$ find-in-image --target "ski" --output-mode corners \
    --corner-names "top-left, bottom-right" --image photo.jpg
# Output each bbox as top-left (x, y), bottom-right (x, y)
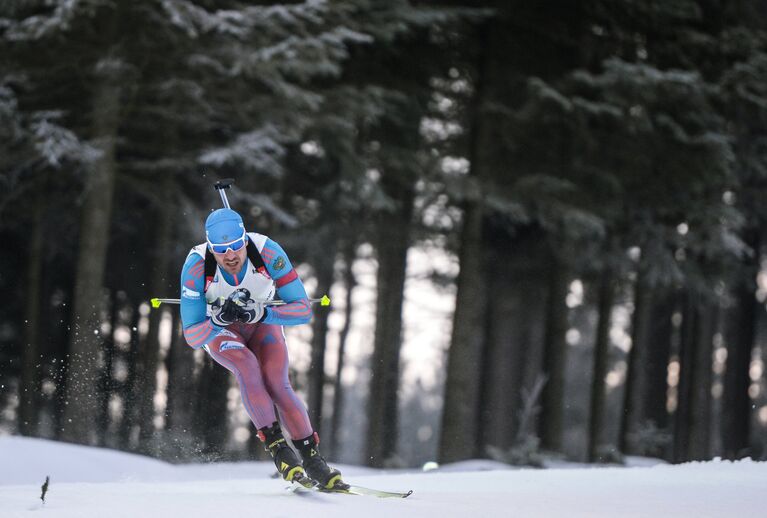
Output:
top-left (322, 484), bottom-right (413, 499)
top-left (289, 481), bottom-right (413, 499)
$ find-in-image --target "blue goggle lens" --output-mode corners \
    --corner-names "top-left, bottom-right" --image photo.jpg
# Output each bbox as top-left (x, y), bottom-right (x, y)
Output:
top-left (209, 236), bottom-right (247, 254)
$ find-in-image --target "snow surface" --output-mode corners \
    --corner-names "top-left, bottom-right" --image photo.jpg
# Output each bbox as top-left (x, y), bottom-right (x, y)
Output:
top-left (1, 436), bottom-right (765, 518)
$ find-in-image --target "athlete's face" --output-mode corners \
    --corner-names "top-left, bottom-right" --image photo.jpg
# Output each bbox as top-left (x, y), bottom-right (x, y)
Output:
top-left (214, 245), bottom-right (247, 275)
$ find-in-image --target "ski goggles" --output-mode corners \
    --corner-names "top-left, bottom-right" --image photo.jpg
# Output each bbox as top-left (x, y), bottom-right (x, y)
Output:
top-left (208, 232), bottom-right (247, 254)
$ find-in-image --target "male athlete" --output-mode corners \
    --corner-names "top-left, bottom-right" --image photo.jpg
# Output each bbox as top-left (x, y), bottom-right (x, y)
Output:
top-left (179, 207), bottom-right (343, 489)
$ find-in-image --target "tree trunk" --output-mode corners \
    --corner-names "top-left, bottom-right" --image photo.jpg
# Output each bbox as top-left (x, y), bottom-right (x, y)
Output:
top-left (439, 195), bottom-right (488, 463)
top-left (136, 177), bottom-right (174, 453)
top-left (47, 279), bottom-right (74, 440)
top-left (329, 239), bottom-right (357, 459)
top-left (366, 182), bottom-right (414, 467)
top-left (644, 291), bottom-right (675, 437)
top-left (479, 244), bottom-right (522, 452)
top-left (620, 272), bottom-right (653, 454)
top-left (18, 185), bottom-right (46, 436)
top-left (196, 354), bottom-right (230, 459)
top-left (722, 272), bottom-right (757, 459)
top-left (307, 236), bottom-right (337, 437)
top-left (479, 233), bottom-right (548, 452)
top-left (165, 314), bottom-right (200, 457)
top-left (688, 299), bottom-right (717, 460)
top-left (97, 292), bottom-right (118, 446)
top-left (61, 62), bottom-right (121, 444)
top-left (136, 308), bottom-right (162, 453)
top-left (539, 257), bottom-right (570, 452)
top-left (439, 26), bottom-right (493, 464)
top-left (673, 292), bottom-right (697, 463)
top-left (588, 271), bottom-right (615, 462)
top-left (119, 304), bottom-right (141, 450)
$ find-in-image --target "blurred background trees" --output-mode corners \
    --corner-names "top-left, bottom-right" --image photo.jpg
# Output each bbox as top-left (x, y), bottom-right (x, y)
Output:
top-left (1, 0), bottom-right (766, 467)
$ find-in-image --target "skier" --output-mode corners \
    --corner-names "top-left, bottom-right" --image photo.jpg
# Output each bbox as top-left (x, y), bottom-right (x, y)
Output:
top-left (179, 207), bottom-right (343, 489)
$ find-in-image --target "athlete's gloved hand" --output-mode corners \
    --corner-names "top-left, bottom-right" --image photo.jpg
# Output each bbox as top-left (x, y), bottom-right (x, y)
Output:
top-left (234, 292), bottom-right (266, 324)
top-left (210, 293), bottom-right (243, 327)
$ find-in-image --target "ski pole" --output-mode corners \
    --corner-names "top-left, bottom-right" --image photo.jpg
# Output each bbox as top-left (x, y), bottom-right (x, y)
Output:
top-left (150, 295), bottom-right (331, 309)
top-left (214, 178), bottom-right (234, 208)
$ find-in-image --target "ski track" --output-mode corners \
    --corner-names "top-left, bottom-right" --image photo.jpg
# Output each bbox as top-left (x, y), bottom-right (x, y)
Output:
top-left (1, 437), bottom-right (765, 518)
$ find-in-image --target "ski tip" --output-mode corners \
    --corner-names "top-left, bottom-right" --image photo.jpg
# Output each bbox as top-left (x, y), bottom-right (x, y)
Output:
top-left (150, 298), bottom-right (162, 308)
top-left (320, 295), bottom-right (331, 306)
top-left (402, 490), bottom-right (414, 498)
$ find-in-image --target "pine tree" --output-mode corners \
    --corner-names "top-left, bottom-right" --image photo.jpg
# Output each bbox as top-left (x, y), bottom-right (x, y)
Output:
top-left (2, 0), bottom-right (443, 447)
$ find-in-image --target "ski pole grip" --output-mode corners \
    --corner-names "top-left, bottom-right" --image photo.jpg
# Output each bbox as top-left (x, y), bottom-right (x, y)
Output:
top-left (214, 178), bottom-right (235, 209)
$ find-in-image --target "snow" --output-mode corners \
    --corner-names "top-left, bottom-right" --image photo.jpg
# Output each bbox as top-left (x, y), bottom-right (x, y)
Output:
top-left (1, 436), bottom-right (765, 518)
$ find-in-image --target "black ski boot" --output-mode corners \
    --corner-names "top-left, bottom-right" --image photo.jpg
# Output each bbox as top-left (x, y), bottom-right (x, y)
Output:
top-left (293, 432), bottom-right (346, 490)
top-left (258, 422), bottom-right (308, 485)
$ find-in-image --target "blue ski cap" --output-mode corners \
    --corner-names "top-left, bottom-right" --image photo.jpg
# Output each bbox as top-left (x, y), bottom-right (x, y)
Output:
top-left (205, 208), bottom-right (245, 245)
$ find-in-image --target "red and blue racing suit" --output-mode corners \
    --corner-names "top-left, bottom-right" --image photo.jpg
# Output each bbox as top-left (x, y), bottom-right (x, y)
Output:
top-left (179, 237), bottom-right (314, 439)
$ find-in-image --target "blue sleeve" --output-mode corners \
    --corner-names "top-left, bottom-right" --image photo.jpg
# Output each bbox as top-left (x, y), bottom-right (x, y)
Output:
top-left (260, 239), bottom-right (312, 326)
top-left (180, 254), bottom-right (223, 348)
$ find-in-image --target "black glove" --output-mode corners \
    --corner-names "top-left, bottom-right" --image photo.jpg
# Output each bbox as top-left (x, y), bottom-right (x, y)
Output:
top-left (229, 288), bottom-right (265, 324)
top-left (211, 289), bottom-right (266, 326)
top-left (236, 297), bottom-right (265, 324)
top-left (210, 293), bottom-right (243, 327)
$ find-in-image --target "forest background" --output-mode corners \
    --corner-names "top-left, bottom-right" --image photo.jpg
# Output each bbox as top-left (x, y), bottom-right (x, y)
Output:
top-left (1, 0), bottom-right (766, 469)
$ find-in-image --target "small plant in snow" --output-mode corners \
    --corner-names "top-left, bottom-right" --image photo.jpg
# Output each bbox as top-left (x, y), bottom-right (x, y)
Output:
top-left (486, 374), bottom-right (548, 468)
top-left (628, 420), bottom-right (672, 459)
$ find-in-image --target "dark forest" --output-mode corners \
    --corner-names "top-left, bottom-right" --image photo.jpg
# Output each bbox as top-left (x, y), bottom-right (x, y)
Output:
top-left (1, 0), bottom-right (766, 468)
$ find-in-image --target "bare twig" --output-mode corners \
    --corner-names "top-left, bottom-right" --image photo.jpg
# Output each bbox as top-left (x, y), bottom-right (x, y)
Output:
top-left (515, 373), bottom-right (548, 445)
top-left (40, 476), bottom-right (49, 504)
